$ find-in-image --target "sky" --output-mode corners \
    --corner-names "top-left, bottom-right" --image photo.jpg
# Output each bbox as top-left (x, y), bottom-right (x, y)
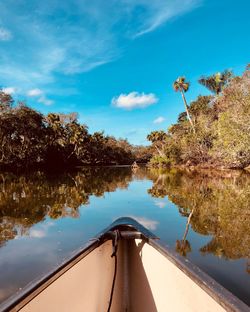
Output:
top-left (0, 0), bottom-right (250, 145)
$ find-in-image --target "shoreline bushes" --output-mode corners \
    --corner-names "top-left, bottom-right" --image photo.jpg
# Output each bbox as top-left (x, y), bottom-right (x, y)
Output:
top-left (147, 64), bottom-right (250, 169)
top-left (0, 92), bottom-right (151, 171)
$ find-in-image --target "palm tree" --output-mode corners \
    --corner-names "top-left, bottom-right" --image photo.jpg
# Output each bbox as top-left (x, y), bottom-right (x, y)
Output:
top-left (147, 130), bottom-right (167, 156)
top-left (173, 77), bottom-right (195, 133)
top-left (198, 70), bottom-right (233, 95)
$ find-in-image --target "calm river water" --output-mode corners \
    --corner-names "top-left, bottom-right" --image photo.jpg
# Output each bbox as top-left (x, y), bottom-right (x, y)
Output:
top-left (0, 166), bottom-right (249, 306)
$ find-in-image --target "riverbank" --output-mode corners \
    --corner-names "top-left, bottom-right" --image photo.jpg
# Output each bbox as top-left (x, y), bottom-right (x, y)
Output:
top-left (147, 64), bottom-right (250, 172)
top-left (147, 162), bottom-right (250, 172)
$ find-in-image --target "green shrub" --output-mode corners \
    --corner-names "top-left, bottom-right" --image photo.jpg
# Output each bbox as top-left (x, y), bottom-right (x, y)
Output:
top-left (148, 155), bottom-right (171, 168)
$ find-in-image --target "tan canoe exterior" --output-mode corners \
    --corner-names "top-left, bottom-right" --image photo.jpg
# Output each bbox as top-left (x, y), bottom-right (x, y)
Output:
top-left (2, 218), bottom-right (249, 312)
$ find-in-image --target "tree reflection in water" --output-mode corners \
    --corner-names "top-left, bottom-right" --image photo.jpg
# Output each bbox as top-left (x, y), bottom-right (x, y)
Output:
top-left (175, 209), bottom-right (194, 257)
top-left (0, 167), bottom-right (249, 306)
top-left (147, 168), bottom-right (250, 265)
top-left (0, 167), bottom-right (133, 246)
top-left (0, 166), bottom-right (249, 264)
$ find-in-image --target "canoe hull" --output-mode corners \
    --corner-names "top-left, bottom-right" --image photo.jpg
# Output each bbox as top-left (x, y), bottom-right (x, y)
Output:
top-left (1, 218), bottom-right (249, 312)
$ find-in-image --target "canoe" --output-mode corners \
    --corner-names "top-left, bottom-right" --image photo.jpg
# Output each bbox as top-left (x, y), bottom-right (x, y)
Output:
top-left (1, 217), bottom-right (249, 312)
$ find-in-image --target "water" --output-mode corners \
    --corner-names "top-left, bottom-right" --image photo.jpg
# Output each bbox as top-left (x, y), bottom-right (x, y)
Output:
top-left (0, 167), bottom-right (249, 306)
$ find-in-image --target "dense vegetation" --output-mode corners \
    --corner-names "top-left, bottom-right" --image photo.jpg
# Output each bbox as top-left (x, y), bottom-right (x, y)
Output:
top-left (1, 63), bottom-right (249, 171)
top-left (1, 167), bottom-right (249, 261)
top-left (0, 92), bottom-right (151, 171)
top-left (147, 64), bottom-right (250, 169)
top-left (148, 168), bottom-right (250, 260)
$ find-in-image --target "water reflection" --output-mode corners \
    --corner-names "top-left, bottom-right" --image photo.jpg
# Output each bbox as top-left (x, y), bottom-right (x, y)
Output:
top-left (0, 167), bottom-right (134, 246)
top-left (1, 167), bottom-right (250, 260)
top-left (0, 167), bottom-right (249, 305)
top-left (175, 209), bottom-right (193, 257)
top-left (147, 168), bottom-right (250, 262)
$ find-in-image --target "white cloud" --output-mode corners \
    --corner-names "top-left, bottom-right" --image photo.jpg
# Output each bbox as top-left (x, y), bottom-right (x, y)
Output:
top-left (0, 0), bottom-right (201, 91)
top-left (27, 88), bottom-right (43, 97)
top-left (128, 216), bottom-right (159, 230)
top-left (2, 87), bottom-right (16, 94)
top-left (26, 88), bottom-right (54, 105)
top-left (112, 92), bottom-right (158, 110)
top-left (153, 116), bottom-right (165, 124)
top-left (38, 96), bottom-right (54, 106)
top-left (0, 27), bottom-right (12, 41)
top-left (29, 229), bottom-right (46, 238)
top-left (132, 0), bottom-right (202, 38)
top-left (154, 201), bottom-right (166, 208)
top-left (29, 221), bottom-right (54, 239)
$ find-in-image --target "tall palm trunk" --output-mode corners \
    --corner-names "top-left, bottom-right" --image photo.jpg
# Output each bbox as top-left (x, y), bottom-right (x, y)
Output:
top-left (155, 145), bottom-right (165, 157)
top-left (180, 89), bottom-right (196, 133)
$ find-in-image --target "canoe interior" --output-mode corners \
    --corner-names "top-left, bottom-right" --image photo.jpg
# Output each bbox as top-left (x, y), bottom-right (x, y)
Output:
top-left (3, 217), bottom-right (249, 312)
top-left (17, 239), bottom-right (227, 312)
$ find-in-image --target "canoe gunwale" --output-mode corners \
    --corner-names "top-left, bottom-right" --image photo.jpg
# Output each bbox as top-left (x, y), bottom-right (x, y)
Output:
top-left (0, 239), bottom-right (101, 312)
top-left (0, 217), bottom-right (155, 312)
top-left (147, 238), bottom-right (250, 312)
top-left (0, 217), bottom-right (249, 312)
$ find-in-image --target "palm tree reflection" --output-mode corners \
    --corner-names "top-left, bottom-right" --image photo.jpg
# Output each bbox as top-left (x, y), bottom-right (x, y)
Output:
top-left (175, 209), bottom-right (194, 256)
top-left (147, 168), bottom-right (250, 261)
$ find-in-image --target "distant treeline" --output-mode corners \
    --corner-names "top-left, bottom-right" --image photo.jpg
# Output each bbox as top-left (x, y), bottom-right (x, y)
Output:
top-left (147, 64), bottom-right (250, 169)
top-left (0, 92), bottom-right (151, 171)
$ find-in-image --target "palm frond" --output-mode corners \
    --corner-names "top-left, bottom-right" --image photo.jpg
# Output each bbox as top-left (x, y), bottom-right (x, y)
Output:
top-left (173, 77), bottom-right (189, 92)
top-left (182, 82), bottom-right (190, 92)
top-left (173, 81), bottom-right (180, 91)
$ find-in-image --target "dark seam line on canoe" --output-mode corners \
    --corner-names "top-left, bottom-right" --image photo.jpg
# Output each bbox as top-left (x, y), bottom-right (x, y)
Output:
top-left (107, 229), bottom-right (120, 312)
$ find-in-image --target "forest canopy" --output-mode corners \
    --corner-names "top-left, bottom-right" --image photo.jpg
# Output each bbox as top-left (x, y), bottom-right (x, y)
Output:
top-left (0, 92), bottom-right (151, 170)
top-left (1, 63), bottom-right (250, 171)
top-left (147, 64), bottom-right (250, 169)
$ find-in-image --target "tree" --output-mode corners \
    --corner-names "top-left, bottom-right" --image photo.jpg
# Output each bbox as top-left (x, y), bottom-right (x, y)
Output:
top-left (147, 131), bottom-right (167, 156)
top-left (0, 90), bottom-right (141, 170)
top-left (132, 145), bottom-right (153, 163)
top-left (198, 70), bottom-right (233, 95)
top-left (0, 89), bottom-right (14, 113)
top-left (173, 77), bottom-right (195, 133)
top-left (0, 103), bottom-right (46, 168)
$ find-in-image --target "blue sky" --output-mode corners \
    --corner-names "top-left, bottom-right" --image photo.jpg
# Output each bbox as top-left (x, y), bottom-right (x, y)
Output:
top-left (0, 0), bottom-right (250, 145)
